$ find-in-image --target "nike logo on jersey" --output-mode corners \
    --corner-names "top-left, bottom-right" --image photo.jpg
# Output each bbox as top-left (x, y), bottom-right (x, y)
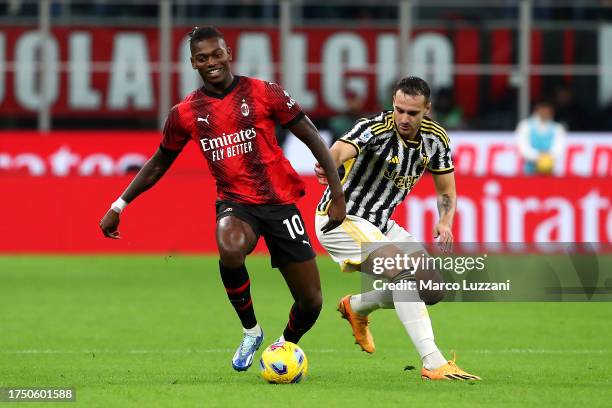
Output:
top-left (223, 208), bottom-right (233, 213)
top-left (197, 114), bottom-right (210, 124)
top-left (302, 240), bottom-right (311, 246)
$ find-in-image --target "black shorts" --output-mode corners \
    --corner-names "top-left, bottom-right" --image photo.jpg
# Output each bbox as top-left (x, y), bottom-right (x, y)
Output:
top-left (215, 200), bottom-right (316, 268)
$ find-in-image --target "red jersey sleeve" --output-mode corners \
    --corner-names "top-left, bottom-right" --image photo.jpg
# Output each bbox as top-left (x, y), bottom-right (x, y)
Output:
top-left (160, 104), bottom-right (191, 152)
top-left (264, 82), bottom-right (305, 128)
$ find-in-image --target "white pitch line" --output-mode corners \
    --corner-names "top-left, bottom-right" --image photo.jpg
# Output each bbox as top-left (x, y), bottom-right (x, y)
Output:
top-left (467, 349), bottom-right (611, 354)
top-left (0, 349), bottom-right (610, 355)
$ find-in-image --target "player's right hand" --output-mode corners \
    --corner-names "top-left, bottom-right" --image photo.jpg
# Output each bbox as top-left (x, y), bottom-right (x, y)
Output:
top-left (321, 196), bottom-right (346, 233)
top-left (99, 209), bottom-right (121, 239)
top-left (314, 162), bottom-right (328, 185)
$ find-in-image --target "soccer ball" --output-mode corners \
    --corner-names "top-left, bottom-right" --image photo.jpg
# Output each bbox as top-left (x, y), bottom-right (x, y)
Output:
top-left (259, 340), bottom-right (308, 384)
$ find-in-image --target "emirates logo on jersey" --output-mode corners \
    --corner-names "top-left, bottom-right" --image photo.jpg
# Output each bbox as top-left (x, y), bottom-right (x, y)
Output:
top-left (200, 127), bottom-right (257, 162)
top-left (241, 99), bottom-right (250, 117)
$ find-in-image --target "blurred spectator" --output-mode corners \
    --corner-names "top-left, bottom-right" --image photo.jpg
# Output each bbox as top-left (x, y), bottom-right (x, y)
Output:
top-left (432, 87), bottom-right (464, 129)
top-left (328, 90), bottom-right (367, 142)
top-left (516, 101), bottom-right (566, 175)
top-left (598, 0), bottom-right (612, 21)
top-left (181, 1), bottom-right (228, 19)
top-left (552, 84), bottom-right (587, 130)
top-left (72, 1), bottom-right (156, 18)
top-left (5, 0), bottom-right (39, 16)
top-left (233, 0), bottom-right (275, 19)
top-left (3, 1), bottom-right (610, 22)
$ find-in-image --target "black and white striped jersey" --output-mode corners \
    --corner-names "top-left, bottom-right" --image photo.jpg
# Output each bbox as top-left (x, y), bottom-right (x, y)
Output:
top-left (316, 111), bottom-right (453, 233)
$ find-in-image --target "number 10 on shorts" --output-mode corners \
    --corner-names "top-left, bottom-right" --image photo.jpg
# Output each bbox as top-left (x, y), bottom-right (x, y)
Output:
top-left (282, 215), bottom-right (305, 239)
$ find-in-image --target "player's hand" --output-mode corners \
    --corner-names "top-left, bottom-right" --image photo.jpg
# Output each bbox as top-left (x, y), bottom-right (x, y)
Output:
top-left (99, 209), bottom-right (121, 239)
top-left (433, 222), bottom-right (453, 253)
top-left (314, 162), bottom-right (328, 185)
top-left (321, 195), bottom-right (346, 233)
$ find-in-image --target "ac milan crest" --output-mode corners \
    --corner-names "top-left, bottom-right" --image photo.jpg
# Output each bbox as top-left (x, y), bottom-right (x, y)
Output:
top-left (241, 99), bottom-right (250, 117)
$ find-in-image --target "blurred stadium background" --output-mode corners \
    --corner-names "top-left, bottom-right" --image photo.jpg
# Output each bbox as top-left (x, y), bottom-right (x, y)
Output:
top-left (1, 2), bottom-right (611, 405)
top-left (1, 0), bottom-right (610, 251)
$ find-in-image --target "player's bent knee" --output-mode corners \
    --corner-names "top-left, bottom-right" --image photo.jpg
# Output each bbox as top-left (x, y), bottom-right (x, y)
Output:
top-left (416, 267), bottom-right (445, 305)
top-left (420, 289), bottom-right (444, 306)
top-left (216, 217), bottom-right (257, 265)
top-left (218, 247), bottom-right (248, 269)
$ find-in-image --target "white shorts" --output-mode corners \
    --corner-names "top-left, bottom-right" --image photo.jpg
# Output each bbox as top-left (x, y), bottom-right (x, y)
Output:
top-left (315, 214), bottom-right (423, 272)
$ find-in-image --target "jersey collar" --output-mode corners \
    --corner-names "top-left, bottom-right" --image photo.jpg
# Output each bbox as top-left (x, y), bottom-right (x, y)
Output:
top-left (201, 75), bottom-right (241, 99)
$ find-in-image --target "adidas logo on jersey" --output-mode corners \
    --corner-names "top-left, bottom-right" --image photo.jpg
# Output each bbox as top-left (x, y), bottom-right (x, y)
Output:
top-left (388, 155), bottom-right (400, 164)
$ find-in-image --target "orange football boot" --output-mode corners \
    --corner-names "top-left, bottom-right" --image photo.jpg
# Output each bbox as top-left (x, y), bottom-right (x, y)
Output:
top-left (337, 295), bottom-right (375, 353)
top-left (421, 353), bottom-right (481, 380)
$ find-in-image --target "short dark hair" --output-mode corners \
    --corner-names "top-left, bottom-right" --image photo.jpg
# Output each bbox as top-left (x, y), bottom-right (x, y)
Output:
top-left (393, 76), bottom-right (431, 103)
top-left (188, 26), bottom-right (225, 49)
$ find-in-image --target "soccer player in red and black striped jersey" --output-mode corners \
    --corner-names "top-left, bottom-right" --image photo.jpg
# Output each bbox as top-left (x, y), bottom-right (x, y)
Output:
top-left (99, 27), bottom-right (345, 371)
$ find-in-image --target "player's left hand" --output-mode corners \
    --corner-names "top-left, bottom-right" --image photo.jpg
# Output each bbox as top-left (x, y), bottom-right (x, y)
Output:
top-left (433, 222), bottom-right (453, 253)
top-left (314, 162), bottom-right (328, 185)
top-left (321, 196), bottom-right (346, 233)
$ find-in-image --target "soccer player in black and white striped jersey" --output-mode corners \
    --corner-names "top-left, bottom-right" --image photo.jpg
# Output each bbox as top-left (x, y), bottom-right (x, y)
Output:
top-left (314, 77), bottom-right (480, 380)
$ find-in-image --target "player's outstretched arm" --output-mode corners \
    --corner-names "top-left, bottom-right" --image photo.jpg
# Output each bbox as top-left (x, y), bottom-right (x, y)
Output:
top-left (289, 116), bottom-right (346, 233)
top-left (314, 140), bottom-right (358, 185)
top-left (99, 147), bottom-right (180, 239)
top-left (432, 172), bottom-right (457, 251)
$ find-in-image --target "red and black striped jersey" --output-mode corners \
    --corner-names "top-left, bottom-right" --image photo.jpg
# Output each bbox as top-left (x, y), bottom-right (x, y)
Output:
top-left (161, 76), bottom-right (306, 205)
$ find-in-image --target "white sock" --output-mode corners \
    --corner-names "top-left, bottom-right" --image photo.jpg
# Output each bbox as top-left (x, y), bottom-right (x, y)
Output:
top-left (349, 290), bottom-right (394, 315)
top-left (392, 289), bottom-right (447, 370)
top-left (243, 323), bottom-right (262, 337)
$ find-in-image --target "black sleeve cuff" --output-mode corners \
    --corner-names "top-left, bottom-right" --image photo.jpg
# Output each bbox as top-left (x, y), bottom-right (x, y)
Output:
top-left (427, 167), bottom-right (455, 175)
top-left (281, 111), bottom-right (306, 129)
top-left (338, 138), bottom-right (361, 155)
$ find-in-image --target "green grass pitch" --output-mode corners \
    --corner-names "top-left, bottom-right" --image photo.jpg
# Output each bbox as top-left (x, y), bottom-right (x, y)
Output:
top-left (1, 255), bottom-right (611, 407)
